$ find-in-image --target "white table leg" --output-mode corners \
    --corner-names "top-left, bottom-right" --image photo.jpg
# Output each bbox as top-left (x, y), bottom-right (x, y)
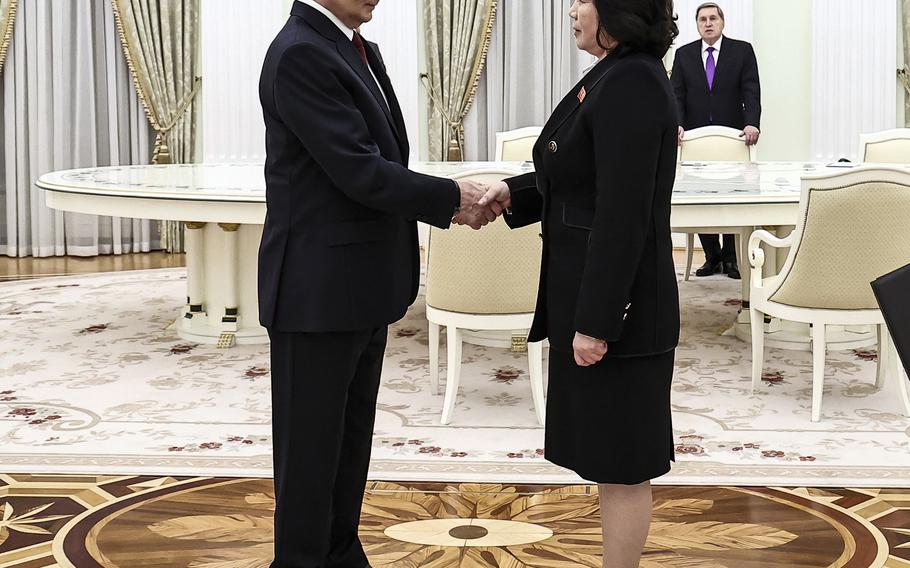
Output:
top-left (183, 221), bottom-right (207, 317)
top-left (217, 223), bottom-right (240, 348)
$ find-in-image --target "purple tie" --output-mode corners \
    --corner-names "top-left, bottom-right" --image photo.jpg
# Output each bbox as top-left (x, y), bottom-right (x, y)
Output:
top-left (706, 46), bottom-right (716, 90)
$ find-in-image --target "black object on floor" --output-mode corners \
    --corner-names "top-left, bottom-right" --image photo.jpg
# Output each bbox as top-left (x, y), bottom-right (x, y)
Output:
top-left (872, 262), bottom-right (910, 375)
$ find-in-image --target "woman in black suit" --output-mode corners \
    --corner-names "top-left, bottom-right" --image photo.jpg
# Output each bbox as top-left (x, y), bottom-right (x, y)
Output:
top-left (480, 0), bottom-right (679, 564)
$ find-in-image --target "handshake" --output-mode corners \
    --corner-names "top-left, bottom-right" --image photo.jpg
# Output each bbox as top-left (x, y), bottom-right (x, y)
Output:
top-left (452, 180), bottom-right (512, 230)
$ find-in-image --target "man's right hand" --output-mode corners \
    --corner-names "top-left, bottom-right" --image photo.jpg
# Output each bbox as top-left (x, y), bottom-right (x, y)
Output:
top-left (454, 180), bottom-right (500, 229)
top-left (457, 180), bottom-right (486, 211)
top-left (677, 126), bottom-right (685, 146)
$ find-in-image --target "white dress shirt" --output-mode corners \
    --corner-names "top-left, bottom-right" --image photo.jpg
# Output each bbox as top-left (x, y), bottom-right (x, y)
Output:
top-left (301, 0), bottom-right (389, 107)
top-left (701, 36), bottom-right (723, 70)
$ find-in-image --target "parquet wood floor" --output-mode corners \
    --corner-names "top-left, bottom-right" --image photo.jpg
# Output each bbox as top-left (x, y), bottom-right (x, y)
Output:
top-left (0, 253), bottom-right (185, 282)
top-left (0, 475), bottom-right (907, 567)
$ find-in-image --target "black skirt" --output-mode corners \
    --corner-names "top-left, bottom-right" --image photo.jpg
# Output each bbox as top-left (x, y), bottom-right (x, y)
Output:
top-left (544, 348), bottom-right (676, 485)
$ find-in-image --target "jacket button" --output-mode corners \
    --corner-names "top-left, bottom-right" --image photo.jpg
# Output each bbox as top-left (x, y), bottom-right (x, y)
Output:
top-left (547, 141), bottom-right (558, 153)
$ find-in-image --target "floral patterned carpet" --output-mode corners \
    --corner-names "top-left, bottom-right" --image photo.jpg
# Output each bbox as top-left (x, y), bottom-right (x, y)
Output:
top-left (0, 268), bottom-right (908, 486)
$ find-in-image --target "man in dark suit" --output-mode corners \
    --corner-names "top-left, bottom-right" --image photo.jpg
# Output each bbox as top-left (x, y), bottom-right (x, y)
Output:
top-left (671, 2), bottom-right (761, 279)
top-left (258, 1), bottom-right (495, 566)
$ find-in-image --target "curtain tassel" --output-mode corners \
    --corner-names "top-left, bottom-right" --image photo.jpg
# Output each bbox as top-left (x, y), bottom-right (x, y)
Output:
top-left (153, 131), bottom-right (172, 165)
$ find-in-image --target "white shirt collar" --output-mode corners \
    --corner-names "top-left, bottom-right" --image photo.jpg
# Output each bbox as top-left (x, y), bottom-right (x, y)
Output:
top-left (702, 35), bottom-right (723, 54)
top-left (582, 54), bottom-right (605, 77)
top-left (302, 0), bottom-right (355, 41)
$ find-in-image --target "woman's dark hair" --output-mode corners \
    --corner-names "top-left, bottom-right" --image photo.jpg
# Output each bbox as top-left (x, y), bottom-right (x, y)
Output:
top-left (593, 0), bottom-right (679, 58)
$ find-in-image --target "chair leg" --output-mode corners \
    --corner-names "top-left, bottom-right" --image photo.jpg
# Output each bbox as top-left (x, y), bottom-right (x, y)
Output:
top-left (428, 321), bottom-right (440, 395)
top-left (440, 327), bottom-right (463, 425)
top-left (684, 233), bottom-right (694, 281)
top-left (875, 324), bottom-right (887, 389)
top-left (811, 324), bottom-right (826, 422)
top-left (750, 307), bottom-right (764, 393)
top-left (894, 346), bottom-right (910, 418)
top-left (528, 341), bottom-right (546, 425)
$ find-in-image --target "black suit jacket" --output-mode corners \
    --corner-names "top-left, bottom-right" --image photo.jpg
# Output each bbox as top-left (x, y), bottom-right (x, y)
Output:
top-left (670, 37), bottom-right (761, 130)
top-left (258, 2), bottom-right (459, 332)
top-left (504, 52), bottom-right (680, 357)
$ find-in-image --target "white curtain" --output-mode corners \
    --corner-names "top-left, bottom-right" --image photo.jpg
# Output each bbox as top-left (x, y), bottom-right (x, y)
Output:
top-left (463, 0), bottom-right (595, 161)
top-left (0, 0), bottom-right (157, 258)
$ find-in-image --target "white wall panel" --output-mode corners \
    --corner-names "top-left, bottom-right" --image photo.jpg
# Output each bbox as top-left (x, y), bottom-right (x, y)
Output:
top-left (201, 0), bottom-right (420, 164)
top-left (811, 0), bottom-right (898, 162)
top-left (200, 1), bottom-right (286, 163)
top-left (360, 0), bottom-right (421, 162)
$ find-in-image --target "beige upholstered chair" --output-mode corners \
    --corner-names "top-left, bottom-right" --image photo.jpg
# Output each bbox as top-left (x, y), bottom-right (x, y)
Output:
top-left (494, 127), bottom-right (543, 161)
top-left (426, 169), bottom-right (545, 425)
top-left (748, 166), bottom-right (910, 422)
top-left (859, 128), bottom-right (910, 163)
top-left (676, 125), bottom-right (757, 280)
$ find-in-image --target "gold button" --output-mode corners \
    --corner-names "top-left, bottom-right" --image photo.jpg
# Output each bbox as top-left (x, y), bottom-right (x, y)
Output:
top-left (547, 141), bottom-right (558, 153)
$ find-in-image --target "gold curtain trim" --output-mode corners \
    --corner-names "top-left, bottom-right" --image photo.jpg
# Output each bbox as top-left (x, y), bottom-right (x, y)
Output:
top-left (0, 0), bottom-right (17, 77)
top-left (423, 0), bottom-right (498, 130)
top-left (110, 0), bottom-right (163, 132)
top-left (422, 0), bottom-right (498, 160)
top-left (460, 0), bottom-right (497, 124)
top-left (109, 0), bottom-right (201, 163)
top-left (898, 67), bottom-right (910, 94)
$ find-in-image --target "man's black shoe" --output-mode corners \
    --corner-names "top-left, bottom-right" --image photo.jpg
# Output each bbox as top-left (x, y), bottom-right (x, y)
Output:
top-left (695, 260), bottom-right (722, 277)
top-left (725, 261), bottom-right (741, 280)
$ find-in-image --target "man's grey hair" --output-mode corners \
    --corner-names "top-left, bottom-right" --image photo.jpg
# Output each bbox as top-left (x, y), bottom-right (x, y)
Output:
top-left (695, 2), bottom-right (725, 20)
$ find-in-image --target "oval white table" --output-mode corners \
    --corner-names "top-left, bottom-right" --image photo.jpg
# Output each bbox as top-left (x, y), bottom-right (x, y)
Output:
top-left (37, 161), bottom-right (872, 350)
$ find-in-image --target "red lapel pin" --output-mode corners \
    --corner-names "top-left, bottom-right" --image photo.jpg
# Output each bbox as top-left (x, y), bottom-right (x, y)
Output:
top-left (577, 86), bottom-right (586, 103)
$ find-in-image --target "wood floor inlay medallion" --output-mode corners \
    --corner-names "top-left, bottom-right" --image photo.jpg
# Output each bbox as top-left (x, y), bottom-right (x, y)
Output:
top-left (0, 475), bottom-right (906, 566)
top-left (384, 519), bottom-right (552, 547)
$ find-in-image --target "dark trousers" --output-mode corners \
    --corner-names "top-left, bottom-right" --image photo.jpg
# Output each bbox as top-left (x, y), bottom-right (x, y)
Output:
top-left (698, 233), bottom-right (737, 264)
top-left (268, 326), bottom-right (387, 568)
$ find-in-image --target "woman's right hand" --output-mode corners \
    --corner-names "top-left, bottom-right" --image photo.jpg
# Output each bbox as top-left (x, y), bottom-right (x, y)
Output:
top-left (478, 181), bottom-right (511, 210)
top-left (573, 332), bottom-right (608, 366)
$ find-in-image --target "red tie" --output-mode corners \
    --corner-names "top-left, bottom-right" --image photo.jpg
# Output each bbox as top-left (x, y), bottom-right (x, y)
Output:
top-left (352, 32), bottom-right (369, 67)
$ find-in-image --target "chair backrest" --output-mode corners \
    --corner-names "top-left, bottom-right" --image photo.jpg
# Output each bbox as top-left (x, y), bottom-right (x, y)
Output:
top-left (768, 167), bottom-right (910, 310)
top-left (860, 128), bottom-right (910, 163)
top-left (679, 125), bottom-right (756, 162)
top-left (426, 170), bottom-right (542, 314)
top-left (494, 126), bottom-right (543, 161)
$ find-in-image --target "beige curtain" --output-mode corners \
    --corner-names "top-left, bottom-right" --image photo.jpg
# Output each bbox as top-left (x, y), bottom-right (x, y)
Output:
top-left (0, 0), bottom-right (15, 77)
top-left (111, 0), bottom-right (200, 251)
top-left (423, 0), bottom-right (497, 161)
top-left (903, 0), bottom-right (910, 124)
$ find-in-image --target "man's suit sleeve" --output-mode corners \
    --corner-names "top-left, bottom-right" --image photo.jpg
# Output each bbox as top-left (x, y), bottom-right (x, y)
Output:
top-left (741, 43), bottom-right (761, 129)
top-left (503, 172), bottom-right (542, 228)
top-left (273, 42), bottom-right (459, 228)
top-left (670, 54), bottom-right (687, 127)
top-left (573, 63), bottom-right (662, 342)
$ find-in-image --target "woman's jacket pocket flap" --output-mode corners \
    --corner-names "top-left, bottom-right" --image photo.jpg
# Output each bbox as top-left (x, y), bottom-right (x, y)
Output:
top-left (562, 204), bottom-right (595, 230)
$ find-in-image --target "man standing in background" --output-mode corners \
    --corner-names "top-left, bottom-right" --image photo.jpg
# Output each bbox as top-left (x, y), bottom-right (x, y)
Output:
top-left (671, 2), bottom-right (761, 280)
